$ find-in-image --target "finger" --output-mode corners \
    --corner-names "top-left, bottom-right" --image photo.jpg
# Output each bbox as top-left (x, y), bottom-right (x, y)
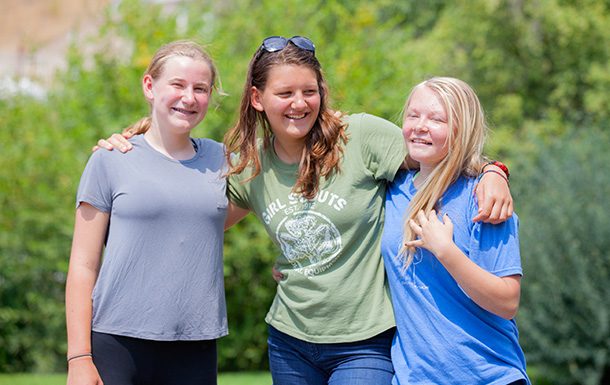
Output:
top-left (428, 209), bottom-right (437, 220)
top-left (473, 195), bottom-right (492, 222)
top-left (109, 133), bottom-right (132, 152)
top-left (409, 219), bottom-right (422, 234)
top-left (416, 210), bottom-right (428, 224)
top-left (110, 139), bottom-right (131, 153)
top-left (122, 130), bottom-right (135, 139)
top-left (271, 266), bottom-right (284, 282)
top-left (405, 240), bottom-right (424, 247)
top-left (487, 200), bottom-right (504, 224)
top-left (506, 198), bottom-right (514, 217)
top-left (442, 213), bottom-right (452, 225)
top-left (91, 145), bottom-right (100, 153)
top-left (96, 139), bottom-right (115, 151)
top-left (497, 202), bottom-right (508, 223)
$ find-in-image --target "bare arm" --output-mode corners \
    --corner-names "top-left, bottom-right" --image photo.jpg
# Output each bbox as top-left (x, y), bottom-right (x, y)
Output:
top-left (407, 210), bottom-right (521, 319)
top-left (65, 203), bottom-right (109, 385)
top-left (224, 201), bottom-right (250, 230)
top-left (472, 163), bottom-right (513, 224)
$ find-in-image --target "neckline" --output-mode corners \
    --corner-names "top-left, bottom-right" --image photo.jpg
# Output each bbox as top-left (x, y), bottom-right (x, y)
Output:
top-left (138, 135), bottom-right (201, 164)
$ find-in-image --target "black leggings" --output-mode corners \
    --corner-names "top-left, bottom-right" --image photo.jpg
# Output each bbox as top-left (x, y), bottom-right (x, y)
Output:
top-left (91, 331), bottom-right (217, 385)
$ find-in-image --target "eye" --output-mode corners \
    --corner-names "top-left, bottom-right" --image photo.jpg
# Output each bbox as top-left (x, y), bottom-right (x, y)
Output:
top-left (304, 89), bottom-right (319, 96)
top-left (172, 82), bottom-right (184, 89)
top-left (277, 91), bottom-right (292, 98)
top-left (195, 86), bottom-right (210, 94)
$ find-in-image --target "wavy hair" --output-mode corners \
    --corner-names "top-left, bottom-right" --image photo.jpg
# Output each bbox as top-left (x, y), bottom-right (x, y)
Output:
top-left (223, 43), bottom-right (348, 199)
top-left (400, 77), bottom-right (487, 266)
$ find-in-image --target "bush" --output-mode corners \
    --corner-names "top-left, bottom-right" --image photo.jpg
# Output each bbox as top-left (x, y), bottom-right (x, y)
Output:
top-left (513, 127), bottom-right (610, 385)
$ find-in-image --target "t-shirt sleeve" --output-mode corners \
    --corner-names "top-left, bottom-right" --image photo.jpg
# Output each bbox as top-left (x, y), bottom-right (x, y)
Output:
top-left (468, 213), bottom-right (523, 278)
top-left (226, 152), bottom-right (252, 210)
top-left (75, 151), bottom-right (112, 212)
top-left (351, 113), bottom-right (407, 182)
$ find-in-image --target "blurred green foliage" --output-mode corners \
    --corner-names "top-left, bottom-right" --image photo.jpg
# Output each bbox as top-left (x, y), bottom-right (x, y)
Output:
top-left (0, 0), bottom-right (609, 382)
top-left (512, 126), bottom-right (610, 385)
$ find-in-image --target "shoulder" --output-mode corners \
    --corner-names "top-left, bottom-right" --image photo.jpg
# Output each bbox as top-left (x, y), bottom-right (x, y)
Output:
top-left (345, 113), bottom-right (401, 134)
top-left (343, 113), bottom-right (402, 148)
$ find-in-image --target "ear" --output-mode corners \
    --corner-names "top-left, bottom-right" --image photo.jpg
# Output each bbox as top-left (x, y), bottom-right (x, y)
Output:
top-left (142, 74), bottom-right (154, 102)
top-left (250, 86), bottom-right (264, 112)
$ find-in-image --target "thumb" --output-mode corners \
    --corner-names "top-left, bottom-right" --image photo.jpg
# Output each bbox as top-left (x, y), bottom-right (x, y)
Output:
top-left (443, 213), bottom-right (453, 225)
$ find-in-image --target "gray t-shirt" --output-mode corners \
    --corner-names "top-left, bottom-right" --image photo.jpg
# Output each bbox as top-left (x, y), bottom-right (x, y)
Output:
top-left (76, 134), bottom-right (228, 341)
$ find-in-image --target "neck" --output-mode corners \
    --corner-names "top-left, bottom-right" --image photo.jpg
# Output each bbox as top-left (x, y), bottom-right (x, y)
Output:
top-left (144, 124), bottom-right (195, 160)
top-left (273, 137), bottom-right (304, 164)
top-left (413, 163), bottom-right (435, 189)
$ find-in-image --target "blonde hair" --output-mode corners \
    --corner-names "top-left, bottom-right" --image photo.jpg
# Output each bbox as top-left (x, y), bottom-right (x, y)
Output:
top-left (400, 77), bottom-right (487, 266)
top-left (223, 43), bottom-right (348, 199)
top-left (123, 40), bottom-right (218, 135)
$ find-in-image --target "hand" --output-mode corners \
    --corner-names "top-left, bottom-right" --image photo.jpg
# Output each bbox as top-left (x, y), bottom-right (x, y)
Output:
top-left (67, 357), bottom-right (104, 385)
top-left (91, 132), bottom-right (135, 153)
top-left (405, 210), bottom-right (454, 258)
top-left (271, 266), bottom-right (284, 283)
top-left (472, 166), bottom-right (513, 224)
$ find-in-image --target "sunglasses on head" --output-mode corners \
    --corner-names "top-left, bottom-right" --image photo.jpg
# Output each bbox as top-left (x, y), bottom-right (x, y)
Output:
top-left (260, 36), bottom-right (316, 54)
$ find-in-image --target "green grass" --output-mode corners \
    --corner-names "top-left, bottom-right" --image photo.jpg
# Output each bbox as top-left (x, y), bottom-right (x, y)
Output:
top-left (0, 372), bottom-right (272, 385)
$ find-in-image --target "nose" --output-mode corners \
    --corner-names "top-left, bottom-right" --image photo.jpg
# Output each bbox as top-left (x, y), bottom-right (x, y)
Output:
top-left (414, 116), bottom-right (428, 132)
top-left (182, 87), bottom-right (195, 104)
top-left (291, 93), bottom-right (306, 109)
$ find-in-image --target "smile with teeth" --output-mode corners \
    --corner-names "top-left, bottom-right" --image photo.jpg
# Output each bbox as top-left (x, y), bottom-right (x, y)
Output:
top-left (411, 138), bottom-right (432, 145)
top-left (286, 112), bottom-right (307, 120)
top-left (172, 107), bottom-right (196, 115)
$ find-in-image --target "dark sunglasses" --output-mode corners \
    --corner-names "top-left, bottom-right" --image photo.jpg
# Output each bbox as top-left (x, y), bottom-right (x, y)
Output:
top-left (260, 35), bottom-right (316, 54)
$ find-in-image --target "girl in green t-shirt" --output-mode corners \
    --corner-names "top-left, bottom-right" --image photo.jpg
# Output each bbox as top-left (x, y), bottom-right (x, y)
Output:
top-left (96, 36), bottom-right (513, 385)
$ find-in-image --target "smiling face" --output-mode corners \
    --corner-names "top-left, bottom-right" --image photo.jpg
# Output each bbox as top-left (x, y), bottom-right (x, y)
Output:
top-left (403, 85), bottom-right (451, 172)
top-left (143, 55), bottom-right (213, 134)
top-left (250, 64), bottom-right (321, 151)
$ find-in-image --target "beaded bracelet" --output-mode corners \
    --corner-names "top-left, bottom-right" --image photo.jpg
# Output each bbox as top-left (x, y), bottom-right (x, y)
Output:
top-left (482, 160), bottom-right (510, 180)
top-left (67, 353), bottom-right (93, 363)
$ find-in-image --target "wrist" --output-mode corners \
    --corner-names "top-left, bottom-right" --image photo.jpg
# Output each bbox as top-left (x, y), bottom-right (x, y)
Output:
top-left (433, 241), bottom-right (458, 263)
top-left (481, 160), bottom-right (510, 180)
top-left (67, 352), bottom-right (93, 364)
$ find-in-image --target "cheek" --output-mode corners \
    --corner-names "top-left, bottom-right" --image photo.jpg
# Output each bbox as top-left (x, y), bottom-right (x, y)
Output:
top-left (402, 125), bottom-right (413, 139)
top-left (196, 93), bottom-right (210, 107)
top-left (308, 95), bottom-right (321, 112)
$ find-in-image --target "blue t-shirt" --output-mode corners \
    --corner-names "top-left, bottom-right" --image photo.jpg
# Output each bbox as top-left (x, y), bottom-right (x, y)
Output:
top-left (76, 134), bottom-right (228, 341)
top-left (381, 170), bottom-right (530, 385)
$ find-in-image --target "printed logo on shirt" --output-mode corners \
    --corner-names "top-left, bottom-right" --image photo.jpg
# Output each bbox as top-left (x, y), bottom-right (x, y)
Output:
top-left (396, 243), bottom-right (429, 290)
top-left (262, 189), bottom-right (347, 225)
top-left (276, 210), bottom-right (342, 277)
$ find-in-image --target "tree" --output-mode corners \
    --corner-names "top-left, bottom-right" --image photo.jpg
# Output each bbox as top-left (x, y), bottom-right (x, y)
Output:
top-left (512, 127), bottom-right (610, 385)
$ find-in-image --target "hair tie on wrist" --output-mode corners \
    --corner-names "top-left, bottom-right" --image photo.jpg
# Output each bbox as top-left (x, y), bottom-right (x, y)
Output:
top-left (67, 353), bottom-right (93, 363)
top-left (478, 169), bottom-right (509, 186)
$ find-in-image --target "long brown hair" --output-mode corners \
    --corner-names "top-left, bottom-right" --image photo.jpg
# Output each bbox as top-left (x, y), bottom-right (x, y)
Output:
top-left (224, 42), bottom-right (348, 199)
top-left (123, 40), bottom-right (218, 135)
top-left (400, 77), bottom-right (487, 266)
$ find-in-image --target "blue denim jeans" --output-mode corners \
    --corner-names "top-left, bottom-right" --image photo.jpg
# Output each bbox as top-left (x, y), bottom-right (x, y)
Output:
top-left (267, 325), bottom-right (395, 385)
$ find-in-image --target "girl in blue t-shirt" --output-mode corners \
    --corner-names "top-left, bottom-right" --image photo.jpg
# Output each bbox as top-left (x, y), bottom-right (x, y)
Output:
top-left (381, 77), bottom-right (529, 385)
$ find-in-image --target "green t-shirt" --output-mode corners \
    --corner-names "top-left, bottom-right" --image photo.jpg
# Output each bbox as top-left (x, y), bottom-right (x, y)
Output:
top-left (228, 113), bottom-right (407, 343)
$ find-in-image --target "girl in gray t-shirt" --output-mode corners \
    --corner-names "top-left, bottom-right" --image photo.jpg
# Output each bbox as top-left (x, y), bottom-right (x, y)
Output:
top-left (66, 41), bottom-right (231, 385)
